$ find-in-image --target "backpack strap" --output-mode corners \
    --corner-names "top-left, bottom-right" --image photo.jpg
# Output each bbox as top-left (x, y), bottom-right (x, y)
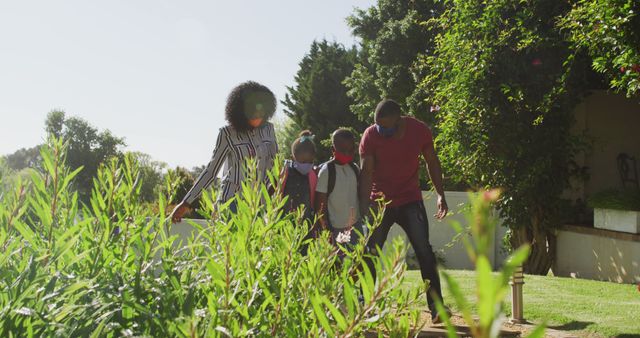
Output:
top-left (279, 160), bottom-right (292, 195)
top-left (349, 161), bottom-right (360, 195)
top-left (327, 160), bottom-right (337, 196)
top-left (308, 168), bottom-right (318, 207)
top-left (325, 160), bottom-right (360, 197)
top-left (348, 162), bottom-right (360, 177)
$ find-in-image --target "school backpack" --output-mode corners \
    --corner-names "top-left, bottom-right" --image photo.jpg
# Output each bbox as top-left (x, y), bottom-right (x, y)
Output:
top-left (279, 160), bottom-right (319, 206)
top-left (322, 159), bottom-right (360, 197)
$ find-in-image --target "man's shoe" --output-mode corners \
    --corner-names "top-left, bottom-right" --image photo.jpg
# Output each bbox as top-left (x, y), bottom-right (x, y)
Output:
top-left (431, 310), bottom-right (442, 324)
top-left (430, 307), bottom-right (451, 324)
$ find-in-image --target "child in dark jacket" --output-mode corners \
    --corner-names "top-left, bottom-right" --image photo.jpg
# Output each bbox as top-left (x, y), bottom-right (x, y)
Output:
top-left (280, 131), bottom-right (318, 250)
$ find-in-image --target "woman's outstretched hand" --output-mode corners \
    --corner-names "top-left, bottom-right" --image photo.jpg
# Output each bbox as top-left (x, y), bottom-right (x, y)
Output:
top-left (170, 201), bottom-right (191, 223)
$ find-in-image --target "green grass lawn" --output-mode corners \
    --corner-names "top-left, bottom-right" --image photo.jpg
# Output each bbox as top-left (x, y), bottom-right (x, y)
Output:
top-left (403, 270), bottom-right (640, 337)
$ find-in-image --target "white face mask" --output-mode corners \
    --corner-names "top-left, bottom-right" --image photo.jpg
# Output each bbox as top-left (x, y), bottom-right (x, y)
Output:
top-left (293, 161), bottom-right (314, 175)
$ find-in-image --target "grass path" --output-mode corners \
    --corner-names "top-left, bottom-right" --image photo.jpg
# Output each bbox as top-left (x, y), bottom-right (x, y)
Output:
top-left (403, 270), bottom-right (640, 337)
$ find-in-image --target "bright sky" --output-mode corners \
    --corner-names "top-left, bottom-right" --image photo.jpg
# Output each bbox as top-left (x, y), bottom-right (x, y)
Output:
top-left (0, 0), bottom-right (373, 168)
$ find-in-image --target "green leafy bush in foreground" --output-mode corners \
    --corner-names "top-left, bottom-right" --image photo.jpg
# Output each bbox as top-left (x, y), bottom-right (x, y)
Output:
top-left (0, 138), bottom-right (423, 337)
top-left (2, 137), bottom-right (549, 337)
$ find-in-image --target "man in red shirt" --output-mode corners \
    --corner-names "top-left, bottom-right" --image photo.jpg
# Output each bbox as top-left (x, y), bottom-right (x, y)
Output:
top-left (359, 99), bottom-right (448, 323)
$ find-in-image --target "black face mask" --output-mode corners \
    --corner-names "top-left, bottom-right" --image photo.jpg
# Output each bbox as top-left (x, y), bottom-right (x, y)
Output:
top-left (375, 118), bottom-right (400, 137)
top-left (375, 124), bottom-right (396, 137)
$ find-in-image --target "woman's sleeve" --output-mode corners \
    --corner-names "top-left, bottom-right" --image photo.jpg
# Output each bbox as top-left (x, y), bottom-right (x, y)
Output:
top-left (182, 128), bottom-right (230, 205)
top-left (272, 123), bottom-right (279, 154)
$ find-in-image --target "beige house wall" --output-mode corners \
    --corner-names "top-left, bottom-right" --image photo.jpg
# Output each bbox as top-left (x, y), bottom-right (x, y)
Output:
top-left (555, 226), bottom-right (640, 284)
top-left (557, 91), bottom-right (640, 284)
top-left (571, 91), bottom-right (640, 199)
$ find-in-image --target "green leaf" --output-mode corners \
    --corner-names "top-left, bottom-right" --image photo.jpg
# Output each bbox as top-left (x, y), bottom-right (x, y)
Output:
top-left (433, 297), bottom-right (458, 338)
top-left (311, 295), bottom-right (335, 337)
top-left (321, 297), bottom-right (347, 331)
top-left (441, 271), bottom-right (473, 326)
top-left (61, 166), bottom-right (83, 192)
top-left (343, 277), bottom-right (356, 318)
top-left (40, 147), bottom-right (55, 177)
top-left (476, 255), bottom-right (495, 329)
top-left (12, 220), bottom-right (37, 246)
top-left (51, 233), bottom-right (81, 263)
top-left (526, 324), bottom-right (546, 338)
top-left (504, 245), bottom-right (530, 269)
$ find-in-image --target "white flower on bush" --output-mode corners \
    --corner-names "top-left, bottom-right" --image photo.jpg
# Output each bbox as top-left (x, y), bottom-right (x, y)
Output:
top-left (335, 230), bottom-right (351, 244)
top-left (14, 307), bottom-right (34, 316)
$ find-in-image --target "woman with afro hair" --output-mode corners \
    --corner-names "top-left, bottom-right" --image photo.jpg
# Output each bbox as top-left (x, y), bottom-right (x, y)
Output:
top-left (171, 81), bottom-right (278, 222)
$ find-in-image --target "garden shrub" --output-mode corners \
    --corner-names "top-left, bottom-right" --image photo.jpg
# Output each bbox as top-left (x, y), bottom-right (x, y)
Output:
top-left (0, 138), bottom-right (423, 337)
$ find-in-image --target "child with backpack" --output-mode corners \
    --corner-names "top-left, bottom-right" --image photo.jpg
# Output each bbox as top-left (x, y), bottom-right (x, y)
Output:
top-left (280, 130), bottom-right (318, 235)
top-left (315, 129), bottom-right (364, 250)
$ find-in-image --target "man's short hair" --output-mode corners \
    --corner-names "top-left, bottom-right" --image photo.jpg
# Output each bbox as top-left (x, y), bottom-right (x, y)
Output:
top-left (374, 99), bottom-right (402, 120)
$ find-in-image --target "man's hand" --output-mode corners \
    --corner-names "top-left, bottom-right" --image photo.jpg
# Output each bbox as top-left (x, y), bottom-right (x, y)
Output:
top-left (423, 139), bottom-right (448, 220)
top-left (170, 201), bottom-right (191, 223)
top-left (435, 195), bottom-right (448, 220)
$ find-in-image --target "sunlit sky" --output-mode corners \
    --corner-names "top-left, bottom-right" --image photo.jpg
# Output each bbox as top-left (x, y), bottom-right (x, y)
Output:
top-left (0, 0), bottom-right (374, 168)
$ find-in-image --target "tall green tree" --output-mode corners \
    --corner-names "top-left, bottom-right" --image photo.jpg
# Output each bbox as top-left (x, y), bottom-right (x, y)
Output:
top-left (559, 0), bottom-right (640, 97)
top-left (44, 110), bottom-right (126, 201)
top-left (283, 40), bottom-right (368, 162)
top-left (127, 151), bottom-right (166, 203)
top-left (3, 146), bottom-right (42, 172)
top-left (345, 0), bottom-right (445, 123)
top-left (424, 0), bottom-right (598, 274)
top-left (273, 116), bottom-right (302, 158)
top-left (0, 157), bottom-right (10, 182)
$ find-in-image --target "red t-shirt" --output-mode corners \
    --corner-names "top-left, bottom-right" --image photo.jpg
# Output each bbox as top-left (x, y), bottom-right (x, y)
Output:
top-left (359, 117), bottom-right (435, 207)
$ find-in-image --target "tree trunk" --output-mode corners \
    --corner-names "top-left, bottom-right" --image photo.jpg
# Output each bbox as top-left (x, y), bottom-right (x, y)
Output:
top-left (509, 210), bottom-right (557, 275)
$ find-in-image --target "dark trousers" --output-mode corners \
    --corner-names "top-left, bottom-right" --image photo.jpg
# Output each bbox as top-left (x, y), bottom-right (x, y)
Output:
top-left (365, 201), bottom-right (443, 309)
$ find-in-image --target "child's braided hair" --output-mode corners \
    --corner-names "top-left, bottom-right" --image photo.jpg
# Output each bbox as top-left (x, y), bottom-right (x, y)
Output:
top-left (291, 130), bottom-right (316, 158)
